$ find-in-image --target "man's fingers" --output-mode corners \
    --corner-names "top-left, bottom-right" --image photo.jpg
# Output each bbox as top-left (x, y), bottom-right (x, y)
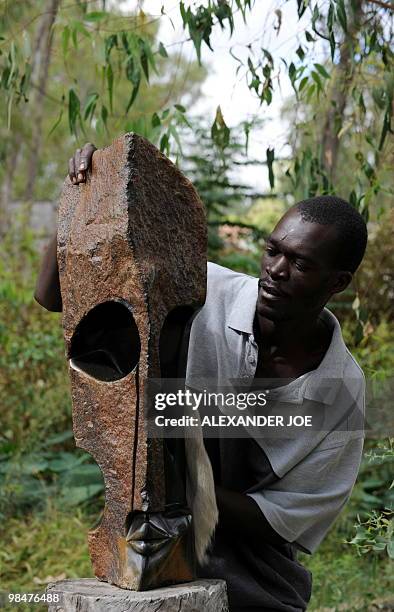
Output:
top-left (79, 142), bottom-right (96, 173)
top-left (74, 149), bottom-right (82, 183)
top-left (75, 148), bottom-right (87, 184)
top-left (68, 157), bottom-right (77, 184)
top-left (68, 142), bottom-right (97, 185)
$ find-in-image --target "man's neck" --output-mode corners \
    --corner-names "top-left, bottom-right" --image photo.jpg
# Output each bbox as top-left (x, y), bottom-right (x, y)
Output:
top-left (255, 309), bottom-right (327, 356)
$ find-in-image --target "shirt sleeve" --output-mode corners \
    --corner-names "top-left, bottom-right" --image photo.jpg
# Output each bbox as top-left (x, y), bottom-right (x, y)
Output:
top-left (247, 434), bottom-right (364, 553)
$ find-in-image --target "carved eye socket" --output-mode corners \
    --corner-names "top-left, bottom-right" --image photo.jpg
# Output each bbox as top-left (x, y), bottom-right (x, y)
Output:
top-left (69, 300), bottom-right (141, 382)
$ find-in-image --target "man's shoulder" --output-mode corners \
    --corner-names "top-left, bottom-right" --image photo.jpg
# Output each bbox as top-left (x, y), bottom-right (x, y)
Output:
top-left (323, 308), bottom-right (365, 382)
top-left (343, 348), bottom-right (365, 383)
top-left (206, 262), bottom-right (256, 294)
top-left (304, 309), bottom-right (365, 413)
top-left (336, 324), bottom-right (365, 390)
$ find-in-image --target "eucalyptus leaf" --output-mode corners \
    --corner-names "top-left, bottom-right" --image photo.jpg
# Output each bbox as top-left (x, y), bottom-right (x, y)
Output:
top-left (211, 106), bottom-right (230, 150)
top-left (62, 26), bottom-right (70, 56)
top-left (158, 42), bottom-right (168, 58)
top-left (151, 112), bottom-right (161, 128)
top-left (68, 88), bottom-right (81, 136)
top-left (314, 63), bottom-right (330, 79)
top-left (266, 147), bottom-right (275, 189)
top-left (106, 63), bottom-right (114, 111)
top-left (336, 0), bottom-right (347, 33)
top-left (296, 46), bottom-right (305, 61)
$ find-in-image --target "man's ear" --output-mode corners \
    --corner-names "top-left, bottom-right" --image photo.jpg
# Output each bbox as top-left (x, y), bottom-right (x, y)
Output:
top-left (331, 270), bottom-right (352, 295)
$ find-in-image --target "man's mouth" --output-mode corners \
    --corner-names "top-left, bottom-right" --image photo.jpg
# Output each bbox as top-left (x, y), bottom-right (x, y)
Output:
top-left (259, 280), bottom-right (288, 299)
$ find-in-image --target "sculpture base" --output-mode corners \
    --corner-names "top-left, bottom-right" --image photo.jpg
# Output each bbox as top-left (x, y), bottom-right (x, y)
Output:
top-left (46, 578), bottom-right (229, 612)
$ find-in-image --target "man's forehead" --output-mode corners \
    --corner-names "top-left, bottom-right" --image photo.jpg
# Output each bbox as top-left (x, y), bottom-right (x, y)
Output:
top-left (268, 210), bottom-right (339, 262)
top-left (270, 211), bottom-right (337, 248)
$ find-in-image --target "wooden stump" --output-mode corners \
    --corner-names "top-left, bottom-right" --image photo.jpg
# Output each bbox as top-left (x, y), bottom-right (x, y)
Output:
top-left (46, 578), bottom-right (229, 612)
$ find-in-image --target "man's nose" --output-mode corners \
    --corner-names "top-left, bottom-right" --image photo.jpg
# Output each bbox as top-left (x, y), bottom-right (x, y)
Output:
top-left (267, 255), bottom-right (289, 280)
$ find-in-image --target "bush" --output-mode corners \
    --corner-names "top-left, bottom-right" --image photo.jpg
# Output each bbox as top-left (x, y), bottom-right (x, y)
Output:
top-left (0, 220), bottom-right (70, 452)
top-left (0, 221), bottom-right (103, 520)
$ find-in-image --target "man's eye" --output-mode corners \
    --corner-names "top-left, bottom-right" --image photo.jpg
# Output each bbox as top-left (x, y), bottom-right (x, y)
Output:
top-left (265, 247), bottom-right (277, 256)
top-left (295, 261), bottom-right (308, 272)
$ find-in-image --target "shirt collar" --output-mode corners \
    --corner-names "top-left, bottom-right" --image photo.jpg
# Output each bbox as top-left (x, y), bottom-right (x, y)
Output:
top-left (227, 276), bottom-right (259, 335)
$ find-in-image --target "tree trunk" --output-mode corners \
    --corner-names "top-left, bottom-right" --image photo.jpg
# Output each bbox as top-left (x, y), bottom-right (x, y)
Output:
top-left (24, 0), bottom-right (61, 201)
top-left (321, 1), bottom-right (364, 181)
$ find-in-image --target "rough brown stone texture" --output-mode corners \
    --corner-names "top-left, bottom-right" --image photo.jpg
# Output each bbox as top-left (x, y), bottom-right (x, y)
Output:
top-left (46, 579), bottom-right (229, 612)
top-left (57, 133), bottom-right (207, 589)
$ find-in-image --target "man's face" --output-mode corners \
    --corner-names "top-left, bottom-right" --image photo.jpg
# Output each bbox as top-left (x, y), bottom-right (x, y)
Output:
top-left (257, 208), bottom-right (348, 322)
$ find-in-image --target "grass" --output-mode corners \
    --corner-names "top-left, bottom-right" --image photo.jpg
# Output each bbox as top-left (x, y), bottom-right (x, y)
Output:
top-left (1, 501), bottom-right (392, 611)
top-left (0, 504), bottom-right (95, 611)
top-left (0, 505), bottom-right (94, 591)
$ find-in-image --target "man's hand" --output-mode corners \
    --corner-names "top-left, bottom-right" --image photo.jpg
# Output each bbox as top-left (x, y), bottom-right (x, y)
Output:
top-left (68, 142), bottom-right (97, 184)
top-left (215, 485), bottom-right (287, 547)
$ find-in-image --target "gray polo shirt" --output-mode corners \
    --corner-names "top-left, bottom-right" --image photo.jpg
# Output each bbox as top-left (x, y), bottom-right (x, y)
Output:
top-left (186, 262), bottom-right (365, 554)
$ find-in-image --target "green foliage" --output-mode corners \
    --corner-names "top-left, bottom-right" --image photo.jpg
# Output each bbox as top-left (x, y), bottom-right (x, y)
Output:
top-left (346, 438), bottom-right (394, 564)
top-left (355, 211), bottom-right (394, 326)
top-left (0, 223), bottom-right (104, 602)
top-left (301, 527), bottom-right (393, 610)
top-left (0, 2), bottom-right (207, 204)
top-left (282, 4), bottom-right (393, 208)
top-left (347, 442), bottom-right (394, 521)
top-left (343, 319), bottom-right (394, 379)
top-left (1, 0), bottom-right (391, 205)
top-left (349, 510), bottom-right (393, 558)
top-left (179, 1), bottom-right (251, 64)
top-left (0, 442), bottom-right (104, 519)
top-left (211, 106), bottom-right (230, 150)
top-left (0, 219), bottom-right (68, 450)
top-left (246, 49), bottom-right (274, 106)
top-left (285, 145), bottom-right (332, 199)
top-left (0, 220), bottom-right (104, 521)
top-left (217, 251), bottom-right (260, 276)
top-left (266, 147), bottom-right (275, 189)
top-left (180, 117), bottom-right (268, 263)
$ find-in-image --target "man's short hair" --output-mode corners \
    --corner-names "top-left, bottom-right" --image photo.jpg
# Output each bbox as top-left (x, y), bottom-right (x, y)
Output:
top-left (295, 195), bottom-right (368, 274)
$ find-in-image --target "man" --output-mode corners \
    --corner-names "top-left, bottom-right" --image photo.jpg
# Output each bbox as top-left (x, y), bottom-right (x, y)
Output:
top-left (35, 143), bottom-right (367, 611)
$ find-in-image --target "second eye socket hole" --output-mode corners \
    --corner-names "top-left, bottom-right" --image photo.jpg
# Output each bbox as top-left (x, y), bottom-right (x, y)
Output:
top-left (159, 305), bottom-right (197, 379)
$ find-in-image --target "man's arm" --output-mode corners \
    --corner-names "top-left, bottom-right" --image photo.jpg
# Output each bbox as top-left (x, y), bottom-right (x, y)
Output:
top-left (35, 143), bottom-right (97, 312)
top-left (34, 233), bottom-right (62, 312)
top-left (215, 485), bottom-right (287, 547)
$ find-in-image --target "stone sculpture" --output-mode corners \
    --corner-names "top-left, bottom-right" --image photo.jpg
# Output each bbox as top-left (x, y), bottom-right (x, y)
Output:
top-left (57, 133), bottom-right (207, 590)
